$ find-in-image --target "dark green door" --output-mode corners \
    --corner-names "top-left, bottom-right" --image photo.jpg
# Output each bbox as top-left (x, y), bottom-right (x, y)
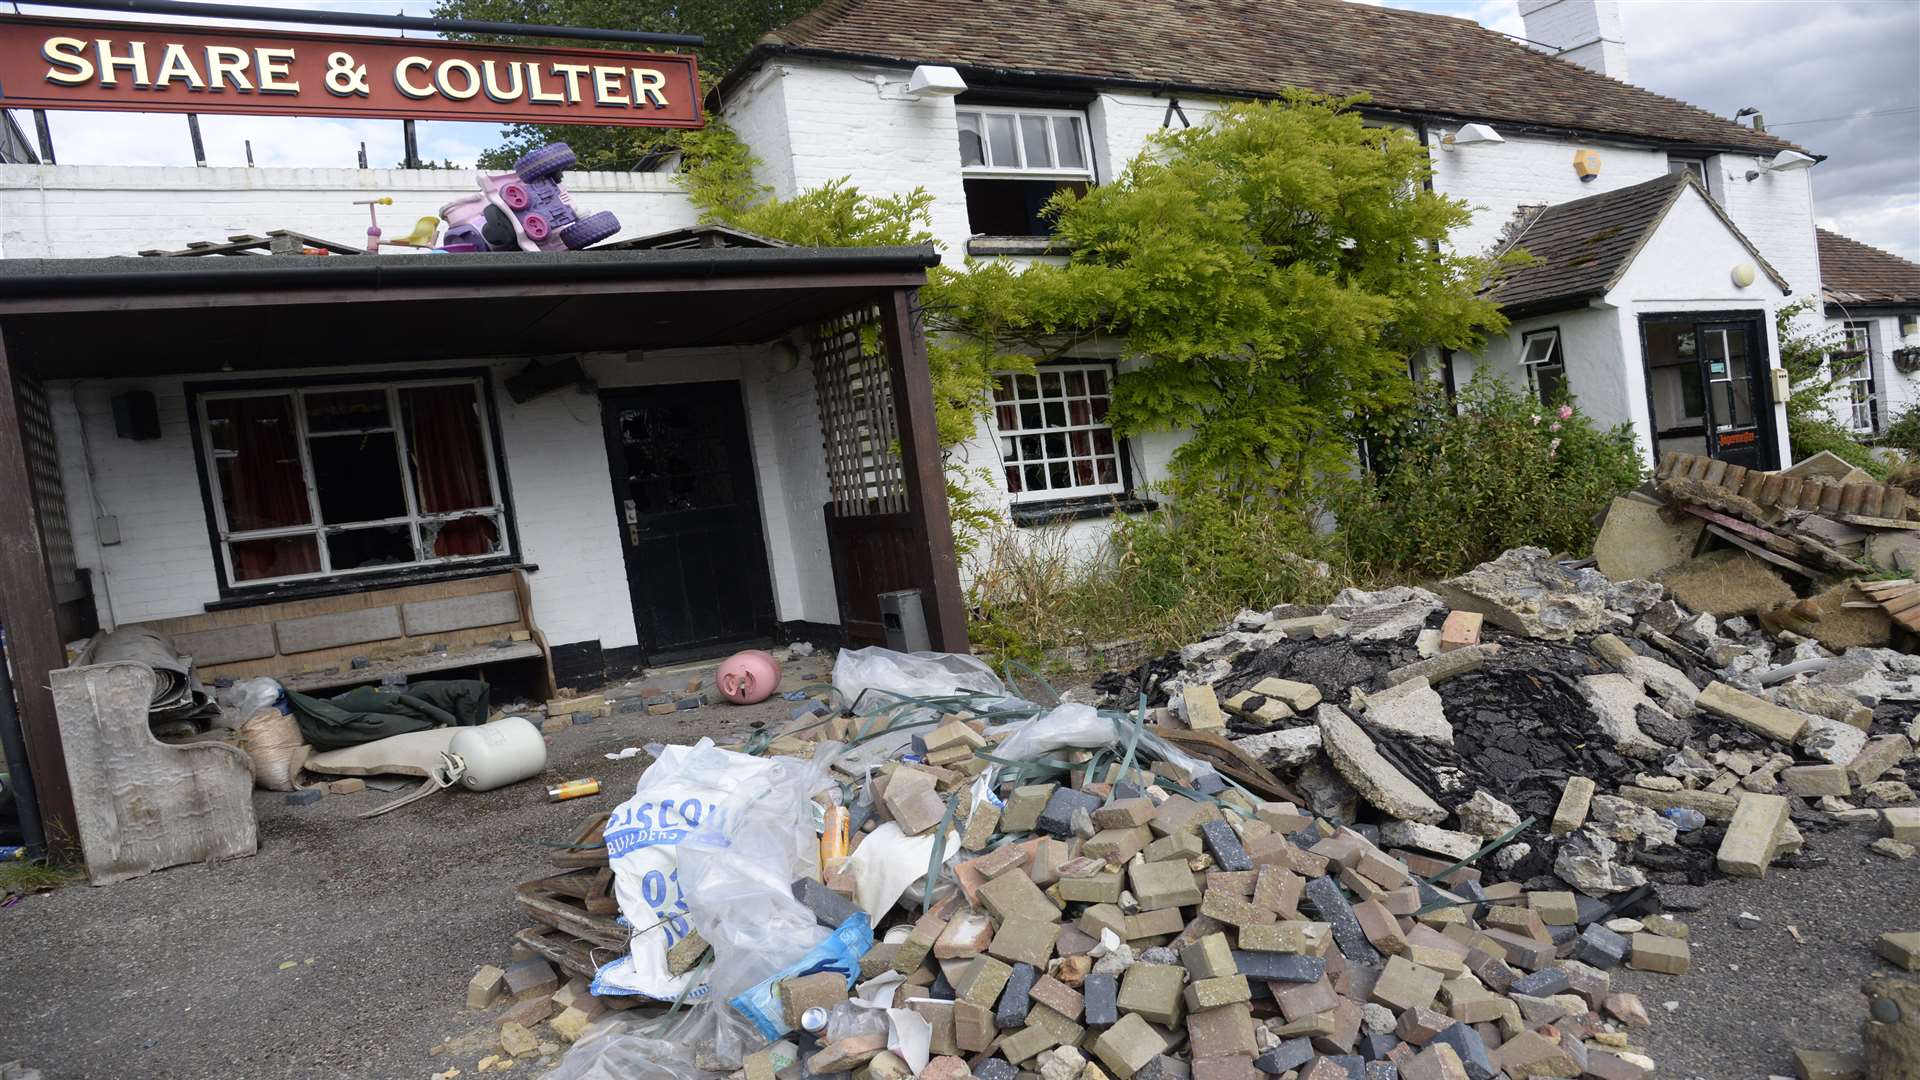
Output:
top-left (603, 382), bottom-right (775, 660)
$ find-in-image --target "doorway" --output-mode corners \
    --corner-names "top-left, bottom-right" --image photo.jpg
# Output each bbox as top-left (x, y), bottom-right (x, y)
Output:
top-left (602, 382), bottom-right (776, 661)
top-left (1639, 313), bottom-right (1775, 470)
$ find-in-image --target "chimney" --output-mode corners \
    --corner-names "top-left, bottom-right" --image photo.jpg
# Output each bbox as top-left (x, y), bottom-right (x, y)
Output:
top-left (1518, 0), bottom-right (1630, 82)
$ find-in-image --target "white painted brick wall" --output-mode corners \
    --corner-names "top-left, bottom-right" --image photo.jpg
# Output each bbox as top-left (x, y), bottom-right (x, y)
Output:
top-left (1431, 133), bottom-right (1670, 258)
top-left (0, 163), bottom-right (696, 258)
top-left (744, 61), bottom-right (973, 254)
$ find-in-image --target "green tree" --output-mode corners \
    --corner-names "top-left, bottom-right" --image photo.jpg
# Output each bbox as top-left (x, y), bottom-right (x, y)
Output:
top-left (429, 0), bottom-right (813, 168)
top-left (931, 94), bottom-right (1511, 501)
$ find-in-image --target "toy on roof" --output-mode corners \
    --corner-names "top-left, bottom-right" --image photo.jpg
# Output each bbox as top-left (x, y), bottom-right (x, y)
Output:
top-left (437, 143), bottom-right (621, 253)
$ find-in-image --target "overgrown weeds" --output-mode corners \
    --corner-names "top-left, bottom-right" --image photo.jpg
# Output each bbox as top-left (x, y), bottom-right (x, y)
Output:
top-left (965, 376), bottom-right (1646, 668)
top-left (966, 488), bottom-right (1351, 668)
top-left (0, 858), bottom-right (81, 899)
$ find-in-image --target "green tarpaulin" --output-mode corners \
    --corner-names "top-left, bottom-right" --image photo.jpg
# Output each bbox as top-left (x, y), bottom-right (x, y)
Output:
top-left (285, 680), bottom-right (491, 750)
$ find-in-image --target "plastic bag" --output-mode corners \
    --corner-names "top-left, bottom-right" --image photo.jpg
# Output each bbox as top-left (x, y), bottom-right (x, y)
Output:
top-left (832, 647), bottom-right (1005, 714)
top-left (545, 1016), bottom-right (716, 1080)
top-left (592, 738), bottom-right (834, 1005)
top-left (979, 702), bottom-right (1221, 793)
top-left (730, 912), bottom-right (872, 1040)
top-left (214, 676), bottom-right (283, 730)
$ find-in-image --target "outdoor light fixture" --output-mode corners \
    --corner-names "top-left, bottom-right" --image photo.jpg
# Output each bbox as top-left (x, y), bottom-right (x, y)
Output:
top-left (1745, 149), bottom-right (1816, 181)
top-left (906, 65), bottom-right (967, 98)
top-left (769, 340), bottom-right (802, 374)
top-left (1440, 123), bottom-right (1503, 150)
top-left (1731, 262), bottom-right (1757, 288)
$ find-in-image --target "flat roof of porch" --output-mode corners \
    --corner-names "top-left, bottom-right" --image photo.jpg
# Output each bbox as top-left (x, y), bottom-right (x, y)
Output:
top-left (0, 244), bottom-right (940, 376)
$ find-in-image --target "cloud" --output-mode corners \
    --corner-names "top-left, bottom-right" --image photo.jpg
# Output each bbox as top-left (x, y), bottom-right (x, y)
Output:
top-left (1386, 0), bottom-right (1917, 260)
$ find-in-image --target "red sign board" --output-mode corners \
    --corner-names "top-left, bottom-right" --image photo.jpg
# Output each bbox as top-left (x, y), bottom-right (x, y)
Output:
top-left (0, 16), bottom-right (701, 127)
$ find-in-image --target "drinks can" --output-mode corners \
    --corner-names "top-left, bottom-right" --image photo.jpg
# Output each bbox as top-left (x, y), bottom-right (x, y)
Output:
top-left (800, 1007), bottom-right (829, 1033)
top-left (547, 778), bottom-right (601, 802)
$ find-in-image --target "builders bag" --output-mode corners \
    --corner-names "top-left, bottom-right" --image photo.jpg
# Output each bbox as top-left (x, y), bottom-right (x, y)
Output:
top-left (592, 738), bottom-right (833, 1003)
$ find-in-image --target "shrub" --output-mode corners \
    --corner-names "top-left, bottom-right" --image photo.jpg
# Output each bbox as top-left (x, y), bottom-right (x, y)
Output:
top-left (965, 489), bottom-right (1347, 667)
top-left (1790, 414), bottom-right (1891, 480)
top-left (1336, 374), bottom-right (1643, 579)
top-left (1880, 400), bottom-right (1920, 460)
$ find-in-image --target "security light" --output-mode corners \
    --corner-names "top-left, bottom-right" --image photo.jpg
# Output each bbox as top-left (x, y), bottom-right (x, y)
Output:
top-left (906, 65), bottom-right (967, 98)
top-left (1441, 123), bottom-right (1504, 150)
top-left (1745, 149), bottom-right (1816, 181)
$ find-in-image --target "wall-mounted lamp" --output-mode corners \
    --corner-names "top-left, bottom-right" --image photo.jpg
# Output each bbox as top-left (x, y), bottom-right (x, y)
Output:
top-left (906, 65), bottom-right (967, 98)
top-left (769, 339), bottom-right (803, 374)
top-left (1731, 262), bottom-right (1757, 288)
top-left (1440, 123), bottom-right (1503, 151)
top-left (1744, 149), bottom-right (1816, 181)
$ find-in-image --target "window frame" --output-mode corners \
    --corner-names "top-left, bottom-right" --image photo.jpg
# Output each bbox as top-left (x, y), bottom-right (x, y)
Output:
top-left (956, 104), bottom-right (1096, 182)
top-left (1666, 157), bottom-right (1708, 185)
top-left (187, 371), bottom-right (518, 595)
top-left (990, 360), bottom-right (1131, 504)
top-left (1835, 321), bottom-right (1878, 432)
top-left (1520, 328), bottom-right (1568, 403)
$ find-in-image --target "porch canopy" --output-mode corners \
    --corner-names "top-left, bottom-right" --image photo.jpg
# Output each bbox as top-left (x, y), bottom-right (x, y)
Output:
top-left (0, 245), bottom-right (964, 854)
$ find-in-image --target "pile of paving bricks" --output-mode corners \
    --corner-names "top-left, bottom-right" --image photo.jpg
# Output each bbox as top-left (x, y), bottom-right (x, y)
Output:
top-left (741, 710), bottom-right (1682, 1080)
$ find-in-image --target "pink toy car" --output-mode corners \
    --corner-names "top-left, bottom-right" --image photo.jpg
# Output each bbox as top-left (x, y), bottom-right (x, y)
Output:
top-left (438, 143), bottom-right (620, 253)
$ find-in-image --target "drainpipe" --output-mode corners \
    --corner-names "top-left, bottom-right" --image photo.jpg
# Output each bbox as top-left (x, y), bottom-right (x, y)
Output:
top-left (0, 630), bottom-right (48, 861)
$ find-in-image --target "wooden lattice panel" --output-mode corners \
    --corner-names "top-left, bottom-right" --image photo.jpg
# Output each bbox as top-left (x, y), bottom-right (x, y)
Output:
top-left (14, 373), bottom-right (78, 586)
top-left (813, 306), bottom-right (907, 517)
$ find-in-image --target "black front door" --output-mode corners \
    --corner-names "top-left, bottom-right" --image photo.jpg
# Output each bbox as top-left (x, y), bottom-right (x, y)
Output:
top-left (1697, 320), bottom-right (1766, 469)
top-left (603, 382), bottom-right (775, 660)
top-left (1640, 313), bottom-right (1775, 471)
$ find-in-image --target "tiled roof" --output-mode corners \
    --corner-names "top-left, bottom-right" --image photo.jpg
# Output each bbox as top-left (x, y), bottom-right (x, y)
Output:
top-left (736, 0), bottom-right (1797, 155)
top-left (1487, 172), bottom-right (1789, 313)
top-left (1817, 228), bottom-right (1920, 307)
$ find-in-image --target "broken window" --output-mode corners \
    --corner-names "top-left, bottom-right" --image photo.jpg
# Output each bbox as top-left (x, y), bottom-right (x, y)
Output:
top-left (1520, 329), bottom-right (1568, 405)
top-left (198, 378), bottom-right (509, 585)
top-left (957, 106), bottom-right (1094, 238)
top-left (991, 363), bottom-right (1127, 502)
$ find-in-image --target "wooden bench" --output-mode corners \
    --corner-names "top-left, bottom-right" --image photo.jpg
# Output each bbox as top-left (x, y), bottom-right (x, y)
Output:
top-left (122, 570), bottom-right (554, 700)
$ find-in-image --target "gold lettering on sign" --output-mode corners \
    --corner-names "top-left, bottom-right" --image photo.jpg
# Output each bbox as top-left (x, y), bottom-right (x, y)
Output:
top-left (41, 36), bottom-right (93, 84)
top-left (153, 42), bottom-right (207, 89)
top-left (255, 46), bottom-right (297, 93)
top-left (395, 56), bottom-right (433, 98)
top-left (204, 45), bottom-right (253, 91)
top-left (435, 57), bottom-right (480, 100)
top-left (95, 39), bottom-right (151, 88)
top-left (525, 65), bottom-right (564, 104)
top-left (591, 65), bottom-right (627, 106)
top-left (632, 67), bottom-right (669, 107)
top-left (481, 59), bottom-right (523, 103)
top-left (551, 62), bottom-right (589, 103)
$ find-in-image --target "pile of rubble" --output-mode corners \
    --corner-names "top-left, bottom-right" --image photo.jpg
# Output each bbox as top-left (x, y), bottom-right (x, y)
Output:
top-left (449, 455), bottom-right (1920, 1080)
top-left (1117, 542), bottom-right (1918, 906)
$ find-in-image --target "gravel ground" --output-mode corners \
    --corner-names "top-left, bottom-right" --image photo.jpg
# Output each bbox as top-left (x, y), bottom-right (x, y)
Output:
top-left (1616, 821), bottom-right (1919, 1079)
top-left (1, 655), bottom-right (1914, 1080)
top-left (0, 657), bottom-right (822, 1080)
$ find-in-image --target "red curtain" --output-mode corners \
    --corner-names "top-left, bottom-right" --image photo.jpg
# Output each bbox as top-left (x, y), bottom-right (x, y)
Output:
top-left (211, 395), bottom-right (320, 581)
top-left (404, 385), bottom-right (496, 557)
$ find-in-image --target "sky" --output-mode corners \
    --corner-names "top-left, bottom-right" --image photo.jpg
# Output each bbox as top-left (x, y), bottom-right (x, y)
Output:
top-left (7, 0), bottom-right (1918, 259)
